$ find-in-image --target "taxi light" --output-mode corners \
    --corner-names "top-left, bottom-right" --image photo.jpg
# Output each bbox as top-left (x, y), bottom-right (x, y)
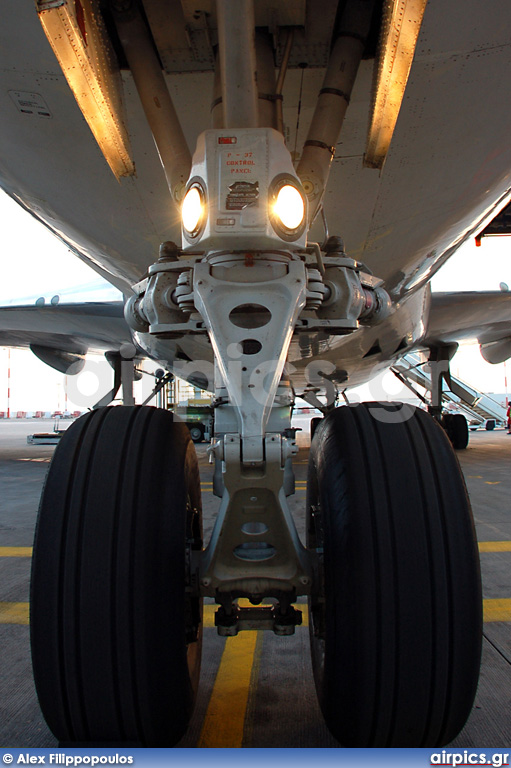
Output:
top-left (182, 186), bottom-right (205, 235)
top-left (273, 184), bottom-right (305, 230)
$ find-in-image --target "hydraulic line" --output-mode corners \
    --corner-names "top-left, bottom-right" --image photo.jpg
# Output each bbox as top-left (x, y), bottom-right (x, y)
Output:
top-left (113, 0), bottom-right (191, 204)
top-left (297, 0), bottom-right (375, 222)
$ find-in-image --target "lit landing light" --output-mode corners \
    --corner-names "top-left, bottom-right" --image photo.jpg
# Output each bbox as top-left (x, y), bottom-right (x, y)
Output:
top-left (273, 184), bottom-right (306, 231)
top-left (182, 186), bottom-right (205, 236)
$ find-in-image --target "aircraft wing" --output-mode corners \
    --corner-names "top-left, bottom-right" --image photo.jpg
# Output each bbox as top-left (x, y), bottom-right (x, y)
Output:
top-left (0, 301), bottom-right (132, 372)
top-left (424, 291), bottom-right (511, 363)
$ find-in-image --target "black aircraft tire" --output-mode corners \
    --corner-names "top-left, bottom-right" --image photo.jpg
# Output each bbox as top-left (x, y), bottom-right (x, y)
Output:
top-left (451, 413), bottom-right (469, 449)
top-left (307, 403), bottom-right (482, 747)
top-left (31, 406), bottom-right (203, 747)
top-left (440, 412), bottom-right (453, 441)
top-left (189, 424), bottom-right (204, 443)
top-left (310, 417), bottom-right (323, 441)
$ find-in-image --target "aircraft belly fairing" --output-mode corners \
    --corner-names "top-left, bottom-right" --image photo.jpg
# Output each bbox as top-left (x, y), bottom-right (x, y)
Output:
top-left (0, 1), bottom-right (510, 298)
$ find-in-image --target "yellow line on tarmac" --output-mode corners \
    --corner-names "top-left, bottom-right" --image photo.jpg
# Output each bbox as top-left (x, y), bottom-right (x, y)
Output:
top-left (479, 541), bottom-right (511, 552)
top-left (203, 604), bottom-right (216, 627)
top-left (198, 630), bottom-right (259, 747)
top-left (1, 600), bottom-right (506, 625)
top-left (241, 631), bottom-right (264, 747)
top-left (0, 602), bottom-right (29, 624)
top-left (483, 598), bottom-right (511, 622)
top-left (0, 547), bottom-right (32, 557)
top-left (2, 542), bottom-right (507, 558)
top-left (0, 600), bottom-right (506, 626)
top-left (3, 543), bottom-right (508, 556)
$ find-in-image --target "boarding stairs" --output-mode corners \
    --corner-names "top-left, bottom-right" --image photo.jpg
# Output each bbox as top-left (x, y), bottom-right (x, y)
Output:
top-left (391, 353), bottom-right (507, 426)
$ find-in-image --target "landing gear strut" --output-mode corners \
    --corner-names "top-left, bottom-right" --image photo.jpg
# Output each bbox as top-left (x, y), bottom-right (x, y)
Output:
top-left (307, 403), bottom-right (482, 747)
top-left (31, 406), bottom-right (202, 746)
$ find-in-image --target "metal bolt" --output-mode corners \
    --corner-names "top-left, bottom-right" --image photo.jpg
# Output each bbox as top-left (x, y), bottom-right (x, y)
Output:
top-left (201, 577), bottom-right (211, 587)
top-left (158, 240), bottom-right (180, 261)
top-left (324, 235), bottom-right (345, 256)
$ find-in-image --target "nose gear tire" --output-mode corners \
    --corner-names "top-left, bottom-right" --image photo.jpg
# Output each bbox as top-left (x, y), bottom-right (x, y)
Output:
top-left (307, 403), bottom-right (482, 747)
top-left (31, 406), bottom-right (203, 747)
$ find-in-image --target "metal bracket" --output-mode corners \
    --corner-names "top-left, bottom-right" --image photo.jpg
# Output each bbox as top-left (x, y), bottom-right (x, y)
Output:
top-left (200, 433), bottom-right (312, 598)
top-left (215, 604), bottom-right (302, 636)
top-left (193, 256), bottom-right (307, 463)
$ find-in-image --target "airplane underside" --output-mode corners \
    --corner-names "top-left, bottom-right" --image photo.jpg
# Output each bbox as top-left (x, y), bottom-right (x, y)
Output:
top-left (4, 0), bottom-right (506, 748)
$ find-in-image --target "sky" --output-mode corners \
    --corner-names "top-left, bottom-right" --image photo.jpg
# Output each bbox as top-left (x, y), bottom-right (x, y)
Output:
top-left (0, 189), bottom-right (510, 413)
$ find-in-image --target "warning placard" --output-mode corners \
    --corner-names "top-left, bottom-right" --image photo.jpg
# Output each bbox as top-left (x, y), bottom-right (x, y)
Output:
top-left (226, 181), bottom-right (259, 211)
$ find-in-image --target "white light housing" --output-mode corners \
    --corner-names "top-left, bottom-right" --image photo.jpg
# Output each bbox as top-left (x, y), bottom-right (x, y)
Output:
top-left (181, 129), bottom-right (308, 251)
top-left (182, 183), bottom-right (205, 237)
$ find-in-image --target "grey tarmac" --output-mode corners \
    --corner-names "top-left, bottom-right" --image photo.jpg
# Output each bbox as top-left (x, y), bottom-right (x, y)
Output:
top-left (0, 419), bottom-right (509, 747)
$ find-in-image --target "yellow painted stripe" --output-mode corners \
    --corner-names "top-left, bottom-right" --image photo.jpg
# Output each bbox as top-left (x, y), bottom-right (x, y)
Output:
top-left (478, 541), bottom-right (511, 552)
top-left (2, 542), bottom-right (507, 557)
top-left (0, 602), bottom-right (29, 624)
top-left (198, 630), bottom-right (259, 747)
top-left (0, 601), bottom-right (309, 628)
top-left (0, 547), bottom-right (32, 557)
top-left (241, 632), bottom-right (264, 747)
top-left (0, 600), bottom-right (506, 626)
top-left (484, 598), bottom-right (511, 622)
top-left (203, 604), bottom-right (216, 627)
top-left (1, 601), bottom-right (506, 626)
